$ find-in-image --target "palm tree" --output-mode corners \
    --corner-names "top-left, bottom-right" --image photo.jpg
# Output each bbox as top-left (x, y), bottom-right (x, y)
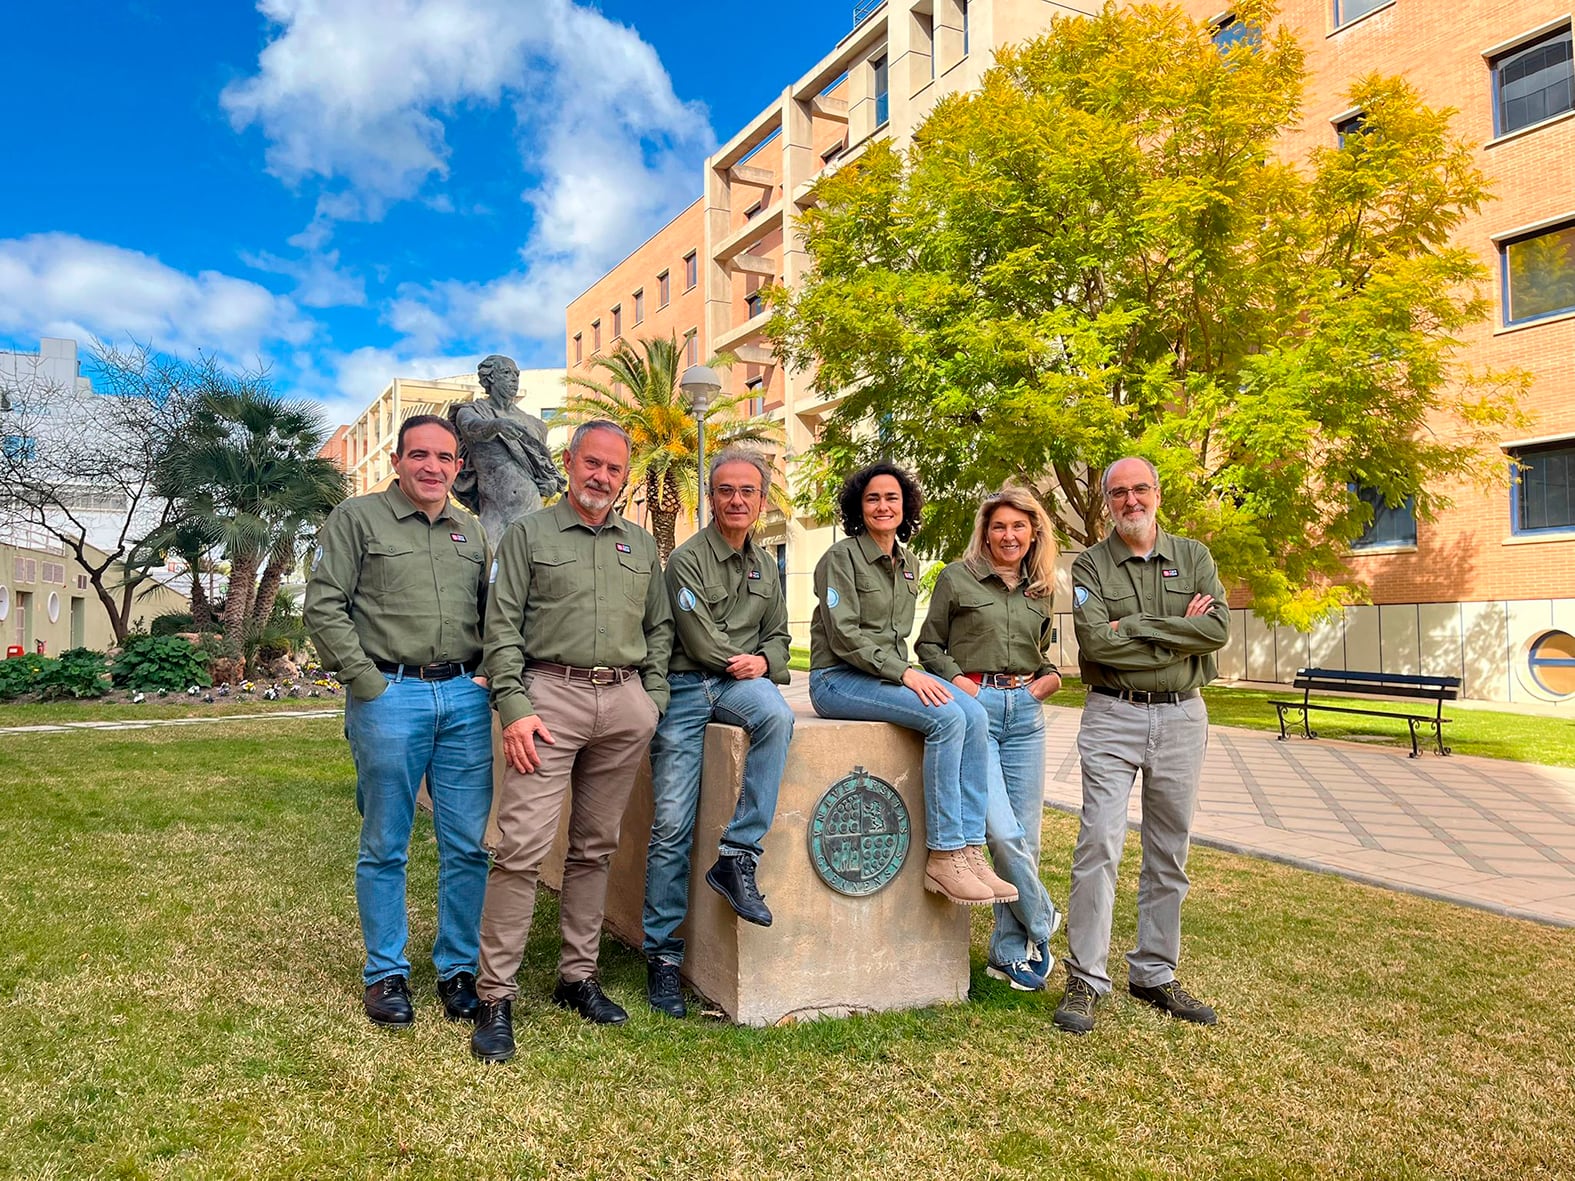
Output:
top-left (153, 380), bottom-right (347, 671)
top-left (564, 334), bottom-right (787, 561)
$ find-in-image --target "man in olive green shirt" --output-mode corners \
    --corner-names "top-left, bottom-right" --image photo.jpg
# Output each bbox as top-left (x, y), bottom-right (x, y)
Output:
top-left (1053, 456), bottom-right (1229, 1035)
top-left (304, 415), bottom-right (492, 1029)
top-left (642, 449), bottom-right (794, 1018)
top-left (471, 420), bottom-right (673, 1062)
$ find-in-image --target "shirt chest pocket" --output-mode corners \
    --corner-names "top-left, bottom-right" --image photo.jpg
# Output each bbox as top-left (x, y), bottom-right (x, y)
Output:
top-left (365, 541), bottom-right (420, 596)
top-left (617, 550), bottom-right (652, 604)
top-left (1100, 590), bottom-right (1139, 622)
top-left (531, 549), bottom-right (580, 601)
top-left (1161, 577), bottom-right (1195, 613)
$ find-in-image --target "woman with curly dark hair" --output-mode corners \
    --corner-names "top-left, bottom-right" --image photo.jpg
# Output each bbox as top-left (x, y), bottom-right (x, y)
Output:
top-left (807, 462), bottom-right (1012, 907)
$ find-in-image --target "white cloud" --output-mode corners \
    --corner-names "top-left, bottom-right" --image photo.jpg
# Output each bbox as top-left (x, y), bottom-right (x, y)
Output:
top-left (223, 0), bottom-right (715, 354)
top-left (292, 345), bottom-right (484, 429)
top-left (0, 233), bottom-right (313, 360)
top-left (241, 248), bottom-right (367, 309)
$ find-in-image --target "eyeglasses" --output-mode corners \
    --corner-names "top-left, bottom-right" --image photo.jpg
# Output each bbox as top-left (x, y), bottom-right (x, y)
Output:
top-left (712, 484), bottom-right (762, 501)
top-left (1104, 483), bottom-right (1156, 502)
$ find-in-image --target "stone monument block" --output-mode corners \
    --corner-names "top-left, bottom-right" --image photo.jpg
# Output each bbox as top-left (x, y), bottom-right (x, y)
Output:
top-left (515, 709), bottom-right (971, 1026)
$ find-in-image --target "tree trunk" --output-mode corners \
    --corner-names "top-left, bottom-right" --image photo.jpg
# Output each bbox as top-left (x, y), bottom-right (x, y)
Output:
top-left (222, 552), bottom-right (261, 665)
top-left (648, 471), bottom-right (684, 564)
top-left (250, 542), bottom-right (292, 645)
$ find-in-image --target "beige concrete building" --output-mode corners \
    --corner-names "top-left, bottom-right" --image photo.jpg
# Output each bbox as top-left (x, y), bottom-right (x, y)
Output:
top-left (332, 368), bottom-right (568, 497)
top-left (1, 535), bottom-right (186, 656)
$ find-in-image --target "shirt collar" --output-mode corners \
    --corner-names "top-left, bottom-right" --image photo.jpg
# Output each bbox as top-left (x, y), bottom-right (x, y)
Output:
top-left (855, 531), bottom-right (909, 567)
top-left (703, 521), bottom-right (757, 564)
top-left (1111, 527), bottom-right (1174, 564)
top-left (385, 480), bottom-right (457, 524)
top-left (550, 495), bottom-right (629, 534)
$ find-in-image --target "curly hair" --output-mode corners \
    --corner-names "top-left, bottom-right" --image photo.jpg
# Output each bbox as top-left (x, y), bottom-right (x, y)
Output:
top-left (837, 462), bottom-right (924, 541)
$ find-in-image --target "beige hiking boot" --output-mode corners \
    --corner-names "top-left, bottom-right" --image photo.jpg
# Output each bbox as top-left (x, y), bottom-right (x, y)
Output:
top-left (965, 846), bottom-right (1019, 903)
top-left (924, 848), bottom-right (994, 905)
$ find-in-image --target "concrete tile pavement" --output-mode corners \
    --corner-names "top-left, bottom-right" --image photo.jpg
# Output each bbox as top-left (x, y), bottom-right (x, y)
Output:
top-left (780, 677), bottom-right (1575, 927)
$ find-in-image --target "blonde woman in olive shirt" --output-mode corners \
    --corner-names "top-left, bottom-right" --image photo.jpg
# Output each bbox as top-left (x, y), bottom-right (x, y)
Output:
top-left (917, 484), bottom-right (1064, 992)
top-left (809, 462), bottom-right (1015, 907)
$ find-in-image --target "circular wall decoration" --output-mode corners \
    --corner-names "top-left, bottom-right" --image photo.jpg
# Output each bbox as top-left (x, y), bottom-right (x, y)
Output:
top-left (0, 586), bottom-right (8, 621)
top-left (807, 766), bottom-right (911, 897)
top-left (47, 592), bottom-right (61, 623)
top-left (1527, 630), bottom-right (1575, 699)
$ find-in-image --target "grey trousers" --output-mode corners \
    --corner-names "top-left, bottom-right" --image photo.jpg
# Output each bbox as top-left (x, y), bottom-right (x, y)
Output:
top-left (1065, 690), bottom-right (1208, 995)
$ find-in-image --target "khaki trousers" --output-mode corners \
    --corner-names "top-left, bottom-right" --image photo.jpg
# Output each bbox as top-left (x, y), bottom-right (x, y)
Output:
top-left (477, 673), bottom-right (660, 999)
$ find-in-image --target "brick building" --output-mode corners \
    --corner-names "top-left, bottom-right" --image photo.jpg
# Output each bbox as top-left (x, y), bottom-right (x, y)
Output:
top-left (567, 0), bottom-right (1575, 704)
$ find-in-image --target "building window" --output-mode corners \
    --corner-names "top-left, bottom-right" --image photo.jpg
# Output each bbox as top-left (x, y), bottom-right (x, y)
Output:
top-left (1502, 219), bottom-right (1575, 325)
top-left (684, 251), bottom-right (698, 291)
top-left (745, 201), bottom-right (763, 221)
top-left (1333, 0), bottom-right (1388, 29)
top-left (573, 333), bottom-right (583, 363)
top-left (1493, 27), bottom-right (1573, 137)
top-left (1511, 439), bottom-right (1575, 533)
top-left (611, 304), bottom-right (622, 339)
top-left (592, 319), bottom-right (601, 351)
top-left (746, 378), bottom-right (765, 417)
top-left (873, 55), bottom-right (889, 127)
top-left (916, 10), bottom-right (935, 80)
top-left (633, 289), bottom-right (644, 325)
top-left (746, 291), bottom-right (766, 319)
top-left (541, 406), bottom-right (564, 423)
top-left (685, 329), bottom-right (699, 367)
top-left (1212, 15), bottom-right (1260, 51)
top-left (1335, 112), bottom-right (1365, 145)
top-left (1528, 630), bottom-right (1575, 697)
top-left (1350, 485), bottom-right (1417, 549)
top-left (961, 0), bottom-right (969, 56)
top-left (1, 434), bottom-right (37, 461)
top-left (658, 270), bottom-right (670, 308)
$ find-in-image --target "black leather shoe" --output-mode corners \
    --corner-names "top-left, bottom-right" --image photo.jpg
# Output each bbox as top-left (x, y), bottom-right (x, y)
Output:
top-left (646, 959), bottom-right (686, 1019)
top-left (551, 976), bottom-right (628, 1025)
top-left (437, 971), bottom-right (479, 1021)
top-left (470, 998), bottom-right (516, 1063)
top-left (364, 975), bottom-right (414, 1027)
top-left (705, 853), bottom-right (773, 926)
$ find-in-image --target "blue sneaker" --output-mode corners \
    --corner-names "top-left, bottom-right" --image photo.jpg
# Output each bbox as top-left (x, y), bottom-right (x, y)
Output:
top-left (986, 955), bottom-right (1048, 991)
top-left (1031, 939), bottom-right (1057, 980)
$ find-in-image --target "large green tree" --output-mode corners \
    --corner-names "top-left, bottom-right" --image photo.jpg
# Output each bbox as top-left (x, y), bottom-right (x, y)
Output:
top-left (564, 334), bottom-right (786, 561)
top-left (771, 1), bottom-right (1525, 624)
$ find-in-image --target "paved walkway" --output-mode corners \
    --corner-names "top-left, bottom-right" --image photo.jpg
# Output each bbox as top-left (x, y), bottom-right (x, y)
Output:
top-left (781, 681), bottom-right (1575, 927)
top-left (0, 709), bottom-right (340, 735)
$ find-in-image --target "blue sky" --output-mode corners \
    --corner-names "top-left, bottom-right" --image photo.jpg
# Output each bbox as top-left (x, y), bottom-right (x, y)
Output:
top-left (0, 0), bottom-right (860, 424)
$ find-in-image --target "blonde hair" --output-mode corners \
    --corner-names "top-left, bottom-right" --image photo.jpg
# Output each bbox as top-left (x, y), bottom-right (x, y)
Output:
top-left (962, 483), bottom-right (1057, 600)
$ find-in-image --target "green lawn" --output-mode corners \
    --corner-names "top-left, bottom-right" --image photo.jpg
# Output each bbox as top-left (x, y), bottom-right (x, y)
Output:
top-left (0, 719), bottom-right (1570, 1178)
top-left (0, 697), bottom-right (341, 728)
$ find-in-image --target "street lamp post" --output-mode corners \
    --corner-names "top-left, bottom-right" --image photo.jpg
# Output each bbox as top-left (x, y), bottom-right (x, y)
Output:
top-left (679, 364), bottom-right (721, 531)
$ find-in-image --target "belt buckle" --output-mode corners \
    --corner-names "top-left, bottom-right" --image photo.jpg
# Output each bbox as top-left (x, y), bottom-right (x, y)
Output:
top-left (588, 666), bottom-right (617, 686)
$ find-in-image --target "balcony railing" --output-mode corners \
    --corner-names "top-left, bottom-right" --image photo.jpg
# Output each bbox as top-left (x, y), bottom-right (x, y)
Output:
top-left (853, 0), bottom-right (885, 25)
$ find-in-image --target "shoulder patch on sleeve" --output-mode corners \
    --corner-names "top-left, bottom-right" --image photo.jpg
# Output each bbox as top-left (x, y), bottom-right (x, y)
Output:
top-left (489, 558), bottom-right (499, 585)
top-left (676, 587), bottom-right (697, 612)
top-left (1073, 585), bottom-right (1089, 608)
top-left (824, 586), bottom-right (840, 610)
top-left (311, 544), bottom-right (323, 572)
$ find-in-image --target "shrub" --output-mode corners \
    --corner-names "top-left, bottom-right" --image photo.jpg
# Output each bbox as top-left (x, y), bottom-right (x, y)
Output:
top-left (150, 611), bottom-right (196, 636)
top-left (36, 648), bottom-right (111, 700)
top-left (112, 634), bottom-right (211, 693)
top-left (0, 654), bottom-right (57, 701)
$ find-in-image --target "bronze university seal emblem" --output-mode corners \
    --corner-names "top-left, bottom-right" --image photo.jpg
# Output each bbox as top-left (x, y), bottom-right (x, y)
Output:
top-left (807, 767), bottom-right (911, 896)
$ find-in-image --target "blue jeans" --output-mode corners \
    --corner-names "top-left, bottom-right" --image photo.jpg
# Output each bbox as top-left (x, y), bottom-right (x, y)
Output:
top-left (643, 671), bottom-right (795, 963)
top-left (979, 685), bottom-right (1059, 964)
top-left (344, 671), bottom-right (493, 987)
top-left (808, 664), bottom-right (988, 850)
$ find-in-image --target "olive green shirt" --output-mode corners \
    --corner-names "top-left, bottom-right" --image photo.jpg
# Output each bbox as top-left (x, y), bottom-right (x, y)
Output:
top-left (1070, 527), bottom-right (1229, 693)
top-left (483, 497), bottom-right (673, 727)
top-left (809, 533), bottom-right (922, 683)
top-left (304, 482), bottom-right (488, 702)
top-left (666, 522), bottom-right (791, 684)
top-left (916, 560), bottom-right (1058, 682)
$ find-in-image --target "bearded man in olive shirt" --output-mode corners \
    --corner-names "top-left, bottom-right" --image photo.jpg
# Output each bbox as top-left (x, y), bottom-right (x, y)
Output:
top-left (471, 420), bottom-right (673, 1063)
top-left (642, 449), bottom-right (794, 1019)
top-left (304, 415), bottom-right (492, 1029)
top-left (1053, 456), bottom-right (1230, 1036)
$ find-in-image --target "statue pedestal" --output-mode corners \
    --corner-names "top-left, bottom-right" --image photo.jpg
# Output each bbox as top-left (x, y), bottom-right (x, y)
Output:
top-left (495, 707), bottom-right (971, 1025)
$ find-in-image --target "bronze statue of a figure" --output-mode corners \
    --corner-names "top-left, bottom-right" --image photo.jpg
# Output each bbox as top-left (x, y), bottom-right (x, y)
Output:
top-left (448, 354), bottom-right (565, 549)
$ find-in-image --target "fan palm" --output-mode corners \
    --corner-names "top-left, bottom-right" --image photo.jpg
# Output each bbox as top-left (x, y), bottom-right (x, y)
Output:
top-left (564, 335), bottom-right (787, 561)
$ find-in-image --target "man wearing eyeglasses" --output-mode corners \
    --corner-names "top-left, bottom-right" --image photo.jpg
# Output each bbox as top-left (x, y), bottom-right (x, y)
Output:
top-left (1053, 456), bottom-right (1230, 1035)
top-left (641, 448), bottom-right (794, 1019)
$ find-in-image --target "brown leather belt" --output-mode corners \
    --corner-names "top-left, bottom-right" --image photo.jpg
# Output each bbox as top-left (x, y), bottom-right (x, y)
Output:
top-left (1092, 685), bottom-right (1199, 705)
top-left (527, 660), bottom-right (638, 686)
top-left (964, 672), bottom-right (1036, 689)
top-left (373, 659), bottom-right (474, 681)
